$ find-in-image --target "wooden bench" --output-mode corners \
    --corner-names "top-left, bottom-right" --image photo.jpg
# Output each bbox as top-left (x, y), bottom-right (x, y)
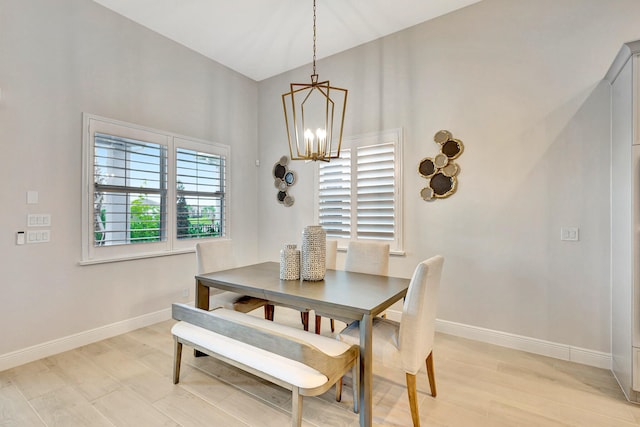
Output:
top-left (171, 303), bottom-right (359, 427)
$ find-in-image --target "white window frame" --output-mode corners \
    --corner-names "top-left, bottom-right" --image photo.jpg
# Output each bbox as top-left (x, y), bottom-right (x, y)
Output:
top-left (315, 128), bottom-right (404, 254)
top-left (81, 113), bottom-right (230, 264)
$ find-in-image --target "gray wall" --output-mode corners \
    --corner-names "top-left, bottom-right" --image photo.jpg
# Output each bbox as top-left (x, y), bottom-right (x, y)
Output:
top-left (257, 0), bottom-right (640, 354)
top-left (0, 0), bottom-right (259, 358)
top-left (4, 0), bottom-right (640, 367)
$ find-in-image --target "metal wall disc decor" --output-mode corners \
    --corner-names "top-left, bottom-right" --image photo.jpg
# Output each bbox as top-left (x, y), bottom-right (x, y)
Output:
top-left (419, 130), bottom-right (464, 201)
top-left (273, 155), bottom-right (296, 207)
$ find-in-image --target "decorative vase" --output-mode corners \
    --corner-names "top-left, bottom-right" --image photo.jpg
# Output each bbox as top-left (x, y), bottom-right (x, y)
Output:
top-left (280, 244), bottom-right (300, 280)
top-left (301, 225), bottom-right (326, 281)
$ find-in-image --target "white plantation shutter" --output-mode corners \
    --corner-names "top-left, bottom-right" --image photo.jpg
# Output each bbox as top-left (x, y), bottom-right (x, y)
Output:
top-left (317, 129), bottom-right (402, 252)
top-left (356, 142), bottom-right (395, 240)
top-left (318, 151), bottom-right (351, 237)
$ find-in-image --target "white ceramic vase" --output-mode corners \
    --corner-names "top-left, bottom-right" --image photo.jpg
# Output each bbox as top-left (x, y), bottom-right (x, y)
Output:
top-left (301, 225), bottom-right (326, 281)
top-left (279, 244), bottom-right (300, 280)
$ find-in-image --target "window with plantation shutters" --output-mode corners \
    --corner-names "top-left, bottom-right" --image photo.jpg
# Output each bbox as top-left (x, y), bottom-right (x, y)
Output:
top-left (175, 146), bottom-right (226, 240)
top-left (317, 129), bottom-right (403, 252)
top-left (82, 114), bottom-right (229, 263)
top-left (93, 133), bottom-right (168, 246)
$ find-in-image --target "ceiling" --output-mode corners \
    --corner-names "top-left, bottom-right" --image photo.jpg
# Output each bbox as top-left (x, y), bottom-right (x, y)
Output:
top-left (93, 0), bottom-right (482, 81)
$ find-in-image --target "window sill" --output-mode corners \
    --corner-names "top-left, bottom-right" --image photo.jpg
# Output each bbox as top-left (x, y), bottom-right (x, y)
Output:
top-left (336, 246), bottom-right (405, 256)
top-left (78, 248), bottom-right (194, 266)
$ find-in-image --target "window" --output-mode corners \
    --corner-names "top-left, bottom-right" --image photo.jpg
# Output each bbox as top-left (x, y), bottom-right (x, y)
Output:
top-left (316, 128), bottom-right (403, 253)
top-left (82, 114), bottom-right (229, 263)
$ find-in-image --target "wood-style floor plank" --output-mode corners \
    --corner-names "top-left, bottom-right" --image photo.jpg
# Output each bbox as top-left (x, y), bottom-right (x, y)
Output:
top-left (0, 383), bottom-right (46, 426)
top-left (153, 387), bottom-right (250, 427)
top-left (2, 307), bottom-right (640, 427)
top-left (92, 387), bottom-right (178, 426)
top-left (28, 385), bottom-right (113, 427)
top-left (43, 350), bottom-right (120, 402)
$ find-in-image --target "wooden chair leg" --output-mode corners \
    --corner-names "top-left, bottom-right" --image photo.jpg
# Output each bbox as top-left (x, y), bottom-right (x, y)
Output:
top-left (426, 351), bottom-right (437, 397)
top-left (301, 312), bottom-right (309, 331)
top-left (292, 387), bottom-right (303, 427)
top-left (315, 315), bottom-right (322, 334)
top-left (264, 304), bottom-right (274, 321)
top-left (406, 372), bottom-right (420, 427)
top-left (173, 338), bottom-right (183, 384)
top-left (335, 377), bottom-right (343, 401)
top-left (330, 318), bottom-right (335, 332)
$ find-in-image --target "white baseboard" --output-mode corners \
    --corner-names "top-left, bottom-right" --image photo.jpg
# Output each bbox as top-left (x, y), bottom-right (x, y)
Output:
top-left (385, 310), bottom-right (611, 370)
top-left (2, 307), bottom-right (612, 372)
top-left (0, 307), bottom-right (173, 372)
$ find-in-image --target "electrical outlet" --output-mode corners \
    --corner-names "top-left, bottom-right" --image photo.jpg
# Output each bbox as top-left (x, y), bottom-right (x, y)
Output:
top-left (181, 288), bottom-right (189, 298)
top-left (560, 226), bottom-right (579, 241)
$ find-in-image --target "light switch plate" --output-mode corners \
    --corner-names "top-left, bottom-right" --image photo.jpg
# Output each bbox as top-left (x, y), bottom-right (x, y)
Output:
top-left (27, 230), bottom-right (50, 243)
top-left (28, 214), bottom-right (51, 227)
top-left (27, 190), bottom-right (38, 204)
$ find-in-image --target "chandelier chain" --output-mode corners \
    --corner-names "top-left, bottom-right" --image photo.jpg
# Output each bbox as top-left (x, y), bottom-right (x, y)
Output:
top-left (312, 0), bottom-right (317, 77)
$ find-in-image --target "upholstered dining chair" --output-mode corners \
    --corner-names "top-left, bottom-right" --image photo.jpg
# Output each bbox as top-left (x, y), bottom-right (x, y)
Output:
top-left (196, 241), bottom-right (272, 319)
top-left (315, 241), bottom-right (390, 334)
top-left (336, 255), bottom-right (444, 427)
top-left (326, 239), bottom-right (338, 270)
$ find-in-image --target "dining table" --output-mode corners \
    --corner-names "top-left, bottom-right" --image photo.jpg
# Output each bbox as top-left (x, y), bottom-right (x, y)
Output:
top-left (195, 261), bottom-right (410, 427)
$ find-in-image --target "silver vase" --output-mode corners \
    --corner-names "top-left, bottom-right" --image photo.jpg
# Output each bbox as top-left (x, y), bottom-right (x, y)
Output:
top-left (301, 225), bottom-right (326, 281)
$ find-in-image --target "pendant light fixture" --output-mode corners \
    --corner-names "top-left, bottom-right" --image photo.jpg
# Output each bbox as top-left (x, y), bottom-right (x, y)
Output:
top-left (282, 0), bottom-right (348, 162)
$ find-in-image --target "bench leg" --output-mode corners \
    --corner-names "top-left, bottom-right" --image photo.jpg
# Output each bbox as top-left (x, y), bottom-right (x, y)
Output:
top-left (352, 358), bottom-right (360, 414)
top-left (291, 387), bottom-right (303, 427)
top-left (173, 338), bottom-right (183, 384)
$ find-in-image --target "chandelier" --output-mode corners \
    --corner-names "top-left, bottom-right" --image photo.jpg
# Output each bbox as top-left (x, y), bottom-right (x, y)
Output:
top-left (282, 0), bottom-right (348, 162)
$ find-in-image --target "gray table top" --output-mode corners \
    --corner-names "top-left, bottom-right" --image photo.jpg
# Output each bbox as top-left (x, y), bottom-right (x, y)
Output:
top-left (196, 261), bottom-right (410, 320)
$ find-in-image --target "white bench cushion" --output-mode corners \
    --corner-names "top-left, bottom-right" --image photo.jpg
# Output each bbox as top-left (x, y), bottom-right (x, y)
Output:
top-left (172, 321), bottom-right (329, 389)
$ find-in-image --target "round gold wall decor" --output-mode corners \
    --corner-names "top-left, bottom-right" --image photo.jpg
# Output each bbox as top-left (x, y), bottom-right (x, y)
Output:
top-left (420, 187), bottom-right (434, 201)
top-left (441, 161), bottom-right (459, 177)
top-left (418, 157), bottom-right (436, 178)
top-left (434, 130), bottom-right (452, 144)
top-left (418, 130), bottom-right (464, 201)
top-left (442, 138), bottom-right (464, 159)
top-left (434, 153), bottom-right (449, 168)
top-left (430, 173), bottom-right (457, 198)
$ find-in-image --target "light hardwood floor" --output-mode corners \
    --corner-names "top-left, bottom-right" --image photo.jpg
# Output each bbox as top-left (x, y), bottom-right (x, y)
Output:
top-left (1, 307), bottom-right (640, 426)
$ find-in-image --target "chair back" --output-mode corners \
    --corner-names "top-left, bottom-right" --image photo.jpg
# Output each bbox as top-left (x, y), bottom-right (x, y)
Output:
top-left (344, 241), bottom-right (390, 275)
top-left (398, 255), bottom-right (444, 375)
top-left (326, 239), bottom-right (338, 269)
top-left (195, 240), bottom-right (234, 275)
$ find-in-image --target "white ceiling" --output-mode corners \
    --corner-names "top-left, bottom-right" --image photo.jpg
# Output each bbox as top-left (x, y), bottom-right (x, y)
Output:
top-left (93, 0), bottom-right (482, 81)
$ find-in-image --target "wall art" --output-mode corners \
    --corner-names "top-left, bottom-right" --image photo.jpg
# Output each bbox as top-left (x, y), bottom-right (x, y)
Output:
top-left (273, 155), bottom-right (296, 207)
top-left (418, 130), bottom-right (464, 201)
